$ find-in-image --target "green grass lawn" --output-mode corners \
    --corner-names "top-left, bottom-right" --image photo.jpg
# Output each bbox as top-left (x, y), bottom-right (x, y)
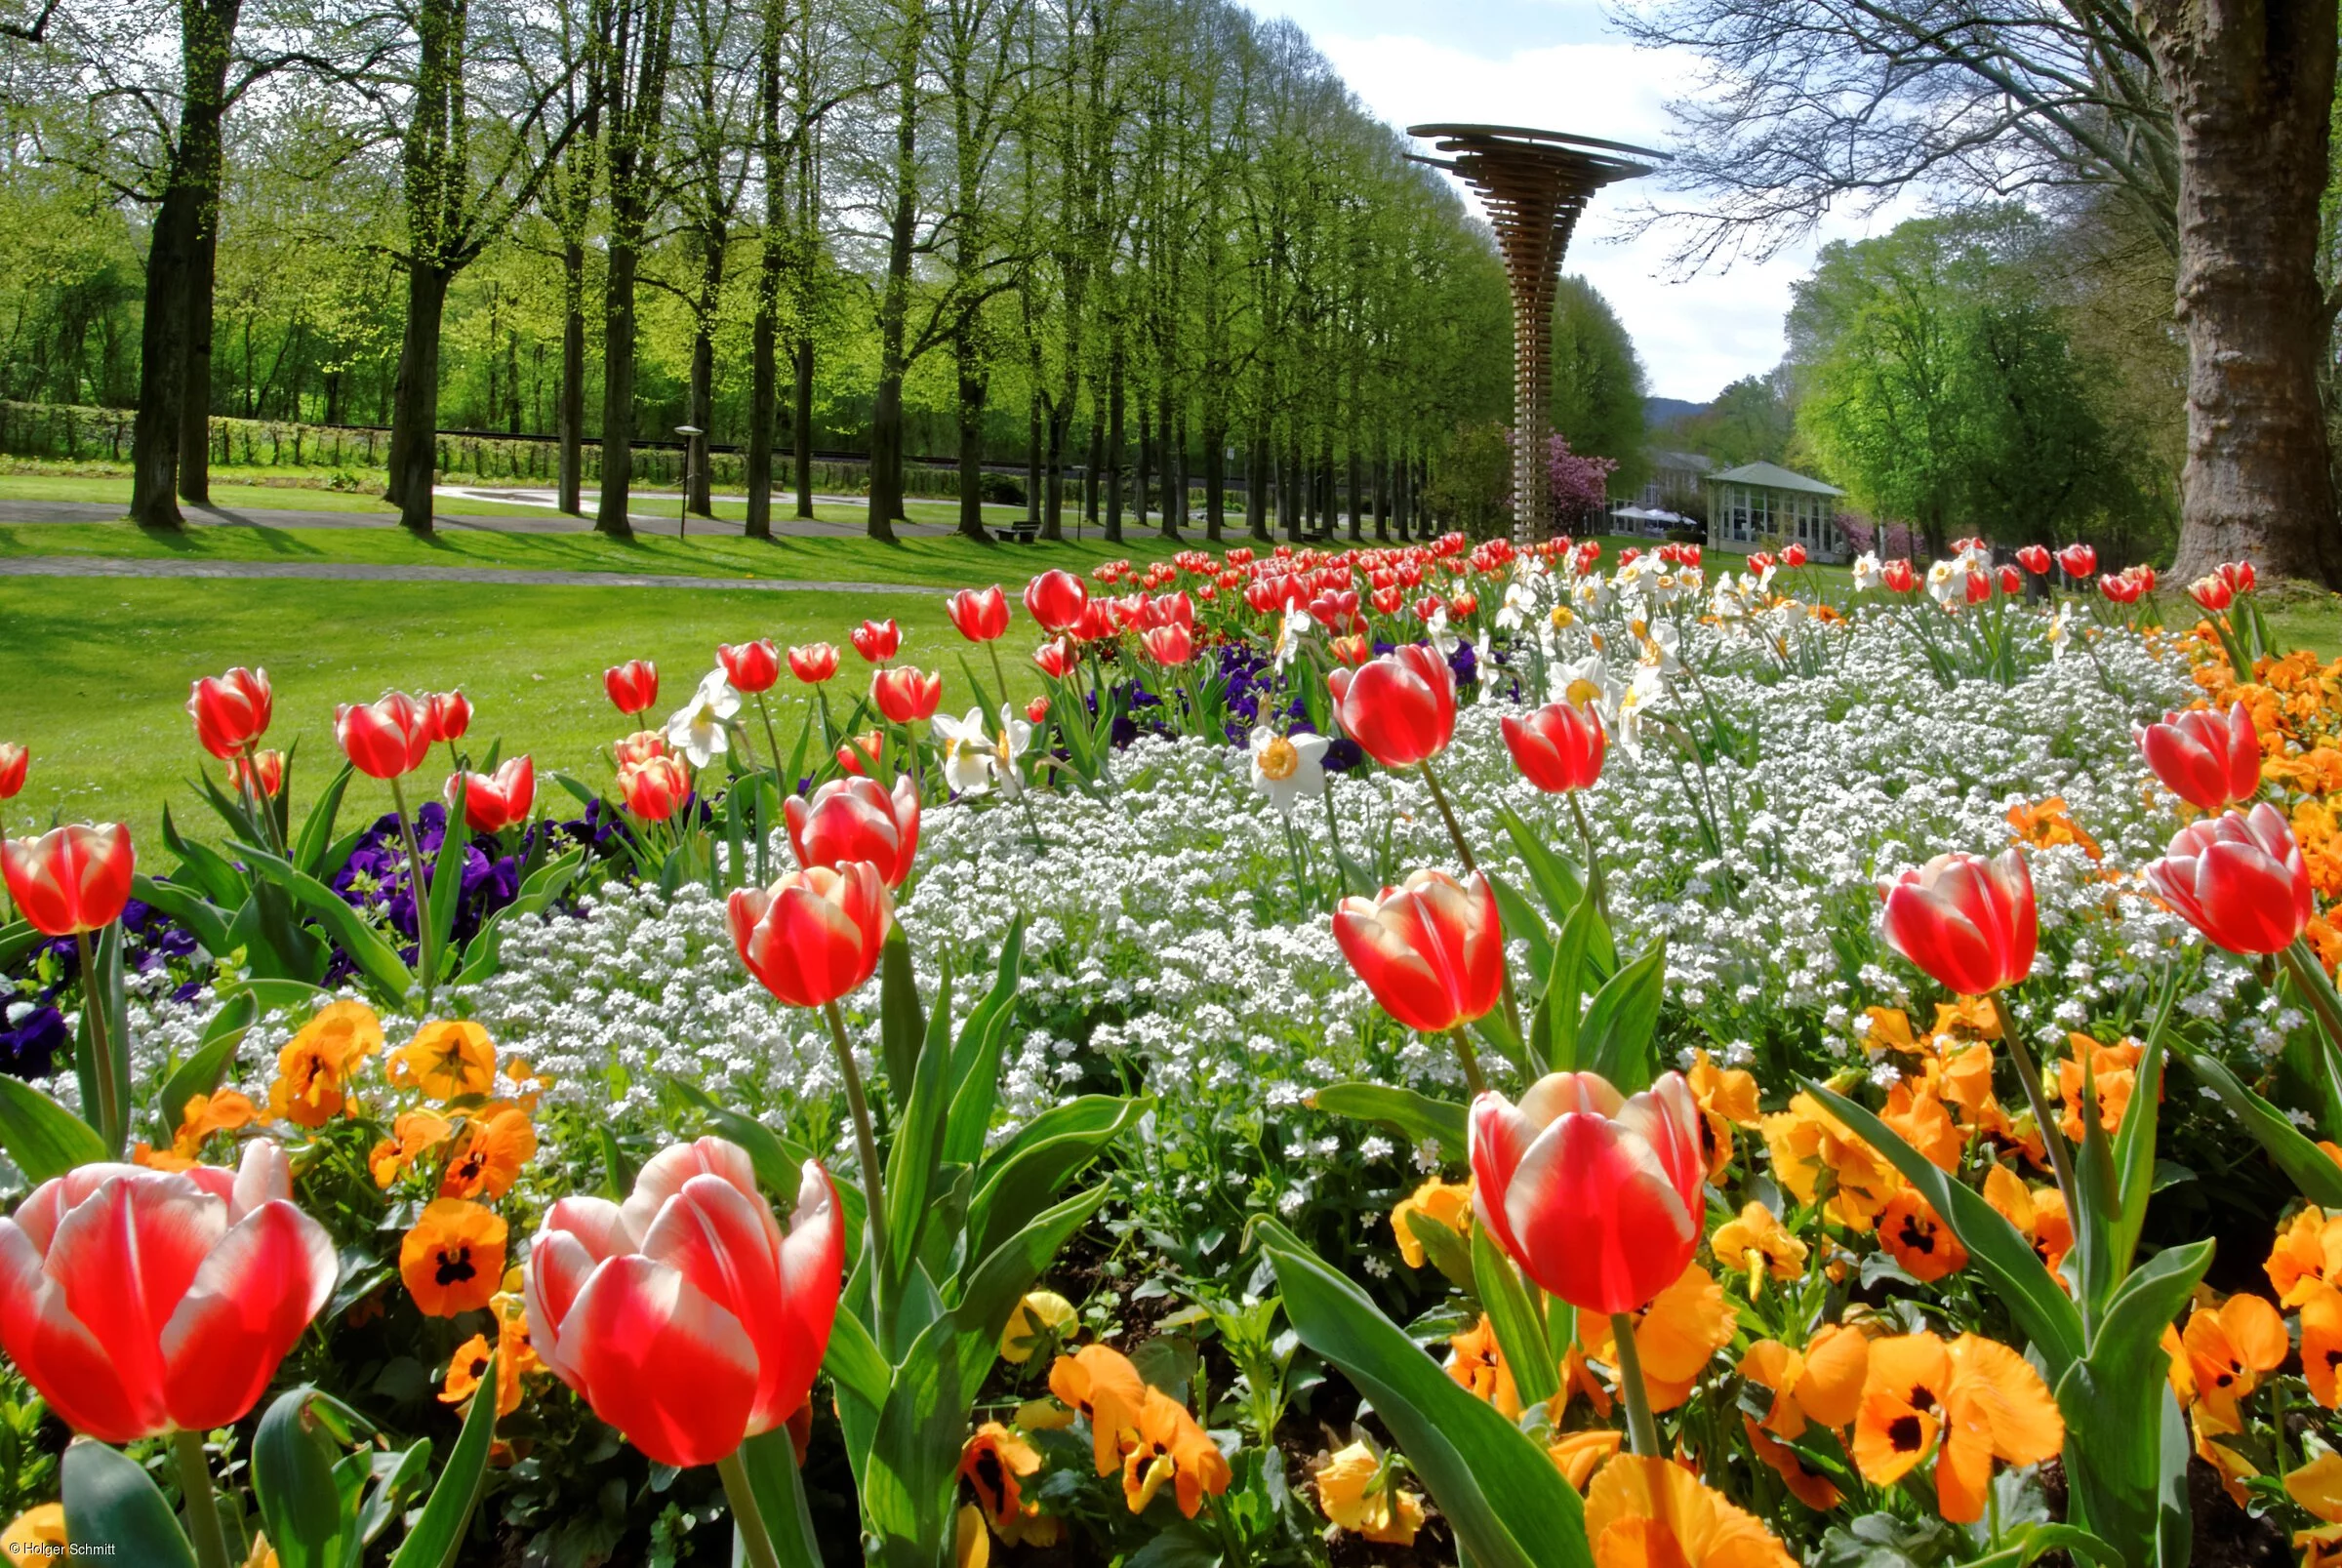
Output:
top-left (0, 579), bottom-right (1054, 849)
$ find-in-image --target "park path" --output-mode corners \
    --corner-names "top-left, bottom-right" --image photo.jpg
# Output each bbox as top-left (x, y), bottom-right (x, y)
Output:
top-left (0, 489), bottom-right (966, 538)
top-left (0, 555), bottom-right (932, 595)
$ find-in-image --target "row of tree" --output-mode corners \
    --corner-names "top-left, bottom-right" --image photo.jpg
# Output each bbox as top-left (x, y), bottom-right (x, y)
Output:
top-left (0, 0), bottom-right (1524, 543)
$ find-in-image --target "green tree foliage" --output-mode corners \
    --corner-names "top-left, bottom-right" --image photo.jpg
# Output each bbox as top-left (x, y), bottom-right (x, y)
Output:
top-left (1665, 374), bottom-right (1792, 470)
top-left (1548, 275), bottom-right (1647, 496)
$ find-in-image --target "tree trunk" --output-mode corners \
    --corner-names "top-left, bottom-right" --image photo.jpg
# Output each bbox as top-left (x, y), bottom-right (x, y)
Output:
top-left (1134, 405), bottom-right (1151, 538)
top-left (596, 239), bottom-right (640, 539)
top-left (1373, 439), bottom-right (1390, 541)
top-left (558, 239), bottom-right (586, 515)
top-left (386, 262), bottom-right (451, 534)
top-left (1166, 409), bottom-right (1186, 542)
top-left (129, 184), bottom-right (197, 529)
top-left (178, 214), bottom-right (217, 503)
top-left (1025, 397), bottom-right (1042, 527)
top-left (1104, 343), bottom-right (1125, 543)
top-left (1245, 431), bottom-right (1268, 541)
top-left (1042, 398), bottom-right (1069, 542)
top-left (1203, 419), bottom-right (1225, 542)
top-left (685, 231), bottom-right (721, 516)
top-left (865, 17), bottom-right (919, 545)
top-left (1393, 445), bottom-right (1412, 540)
top-left (2136, 0), bottom-right (2339, 585)
top-left (955, 329), bottom-right (990, 542)
top-left (792, 335), bottom-right (815, 518)
top-left (1347, 445), bottom-right (1363, 542)
top-left (1084, 419), bottom-right (1103, 528)
top-left (747, 233), bottom-right (779, 538)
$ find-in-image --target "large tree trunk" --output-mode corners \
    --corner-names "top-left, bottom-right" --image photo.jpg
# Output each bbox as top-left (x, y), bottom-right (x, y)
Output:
top-left (178, 214), bottom-right (217, 503)
top-left (1041, 397), bottom-right (1069, 542)
top-left (387, 261), bottom-right (452, 534)
top-left (1245, 430), bottom-right (1268, 541)
top-left (1025, 396), bottom-right (1042, 528)
top-left (2137, 0), bottom-right (2339, 586)
top-left (595, 239), bottom-right (640, 539)
top-left (558, 239), bottom-right (586, 515)
top-left (954, 329), bottom-right (990, 543)
top-left (129, 185), bottom-right (198, 528)
top-left (1202, 417), bottom-right (1224, 542)
top-left (1165, 408), bottom-right (1186, 542)
top-left (792, 335), bottom-right (815, 518)
top-left (684, 228), bottom-right (722, 517)
top-left (1103, 343), bottom-right (1124, 543)
top-left (747, 243), bottom-right (778, 540)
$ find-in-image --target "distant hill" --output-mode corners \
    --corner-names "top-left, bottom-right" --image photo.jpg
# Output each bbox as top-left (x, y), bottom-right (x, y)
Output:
top-left (1644, 396), bottom-right (1708, 429)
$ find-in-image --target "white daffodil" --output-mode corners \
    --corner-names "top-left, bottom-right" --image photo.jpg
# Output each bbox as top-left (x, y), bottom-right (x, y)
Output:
top-left (1272, 605), bottom-right (1315, 671)
top-left (1552, 652), bottom-right (1623, 722)
top-left (1851, 552), bottom-right (1884, 592)
top-left (1630, 617), bottom-right (1681, 674)
top-left (1614, 662), bottom-right (1671, 758)
top-left (2044, 602), bottom-right (2076, 659)
top-left (930, 706), bottom-right (996, 794)
top-left (1572, 574), bottom-right (1613, 615)
top-left (1926, 559), bottom-right (1963, 609)
top-left (1247, 725), bottom-right (1328, 818)
top-left (1710, 573), bottom-right (1752, 621)
top-left (990, 704), bottom-right (1034, 797)
top-left (1495, 578), bottom-right (1536, 633)
top-left (666, 667), bottom-right (739, 768)
top-left (1422, 606), bottom-right (1459, 657)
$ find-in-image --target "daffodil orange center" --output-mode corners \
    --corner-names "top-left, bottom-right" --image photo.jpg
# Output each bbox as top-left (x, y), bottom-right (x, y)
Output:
top-left (1258, 738), bottom-right (1300, 781)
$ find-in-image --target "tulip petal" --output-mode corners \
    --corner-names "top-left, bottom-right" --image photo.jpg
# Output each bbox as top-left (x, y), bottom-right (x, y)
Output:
top-left (0, 1218), bottom-right (151, 1442)
top-left (564, 1254), bottom-right (758, 1468)
top-left (1505, 1113), bottom-right (1696, 1315)
top-left (622, 1138), bottom-right (762, 1244)
top-left (45, 1173), bottom-right (224, 1427)
top-left (161, 1200), bottom-right (337, 1431)
top-left (637, 1174), bottom-right (794, 1430)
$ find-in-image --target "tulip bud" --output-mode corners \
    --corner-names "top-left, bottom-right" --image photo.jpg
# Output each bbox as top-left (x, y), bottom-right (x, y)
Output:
top-left (1782, 543), bottom-right (1807, 569)
top-left (336, 692), bottom-right (431, 781)
top-left (604, 660), bottom-right (659, 718)
top-left (1026, 696), bottom-right (1051, 724)
top-left (618, 756), bottom-right (691, 823)
top-left (2187, 576), bottom-right (2234, 613)
top-left (2135, 705), bottom-right (2259, 812)
top-left (0, 743), bottom-right (28, 800)
top-left (186, 667), bottom-right (273, 759)
top-left (728, 863), bottom-right (894, 1010)
top-left (1471, 1071), bottom-right (1706, 1315)
top-left (2055, 543), bottom-right (2096, 579)
top-left (1880, 848), bottom-right (2037, 996)
top-left (946, 585), bottom-right (1011, 642)
top-left (2145, 803), bottom-right (2312, 956)
top-left (1326, 645), bottom-right (1457, 769)
top-left (1501, 702), bottom-right (1606, 794)
top-left (719, 639), bottom-right (782, 695)
top-left (228, 749), bottom-right (284, 799)
top-left (613, 730), bottom-right (666, 769)
top-left (851, 620), bottom-right (901, 663)
top-left (787, 643), bottom-right (839, 684)
top-left (1034, 640), bottom-right (1077, 681)
top-left (785, 776), bottom-right (920, 887)
top-left (1, 823), bottom-right (134, 937)
top-left (2015, 545), bottom-right (2050, 575)
top-left (1997, 565), bottom-right (2022, 595)
top-left (1331, 868), bottom-right (1505, 1033)
top-left (835, 731), bottom-right (884, 778)
top-left (448, 755), bottom-right (536, 834)
top-left (1024, 570), bottom-right (1090, 632)
top-left (872, 666), bottom-right (944, 725)
top-left (1141, 624), bottom-right (1194, 666)
top-left (421, 690), bottom-right (472, 744)
top-left (1881, 559), bottom-right (1917, 594)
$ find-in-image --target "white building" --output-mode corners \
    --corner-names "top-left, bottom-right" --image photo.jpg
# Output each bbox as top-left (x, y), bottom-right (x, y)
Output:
top-left (1708, 462), bottom-right (1848, 562)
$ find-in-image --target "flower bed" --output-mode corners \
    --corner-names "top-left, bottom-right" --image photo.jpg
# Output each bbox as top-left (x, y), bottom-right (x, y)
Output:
top-left (0, 540), bottom-right (2329, 1568)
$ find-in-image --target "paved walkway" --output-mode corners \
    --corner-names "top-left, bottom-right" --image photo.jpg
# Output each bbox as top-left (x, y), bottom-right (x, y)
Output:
top-left (0, 489), bottom-right (969, 538)
top-left (0, 555), bottom-right (931, 594)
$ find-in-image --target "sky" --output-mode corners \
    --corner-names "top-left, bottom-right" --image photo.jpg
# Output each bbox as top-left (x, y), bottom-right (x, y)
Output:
top-left (1240, 0), bottom-right (1912, 405)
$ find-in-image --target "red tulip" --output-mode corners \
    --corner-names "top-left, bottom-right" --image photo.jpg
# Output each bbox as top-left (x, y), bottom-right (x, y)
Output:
top-left (1070, 601), bottom-right (1117, 643)
top-left (448, 755), bottom-right (536, 834)
top-left (1501, 702), bottom-right (1606, 793)
top-left (2217, 561), bottom-right (2257, 595)
top-left (605, 661), bottom-right (659, 717)
top-left (851, 620), bottom-right (901, 663)
top-left (1470, 1071), bottom-right (1705, 1315)
top-left (1145, 590), bottom-right (1196, 631)
top-left (1026, 697), bottom-right (1050, 724)
top-left (186, 667), bottom-right (273, 760)
top-left (0, 743), bottom-right (26, 800)
top-left (946, 585), bottom-right (1010, 642)
top-left (871, 666), bottom-right (943, 725)
top-left (1371, 585), bottom-right (1405, 616)
top-left (421, 690), bottom-right (472, 744)
top-left (1326, 645), bottom-right (1456, 768)
top-left (2135, 705), bottom-right (2259, 812)
top-left (613, 730), bottom-right (666, 770)
top-left (1033, 640), bottom-right (1077, 680)
top-left (835, 731), bottom-right (884, 778)
top-left (1963, 570), bottom-right (1994, 606)
top-left (1024, 570), bottom-right (1090, 632)
top-left (1881, 559), bottom-right (1917, 594)
top-left (619, 756), bottom-right (692, 823)
top-left (1782, 543), bottom-right (1808, 569)
top-left (524, 1141), bottom-right (841, 1470)
top-left (2099, 572), bottom-right (2144, 606)
top-left (1329, 635), bottom-right (1371, 667)
top-left (2187, 576), bottom-right (2234, 613)
top-left (2145, 803), bottom-right (2313, 956)
top-left (728, 863), bottom-right (893, 1010)
top-left (2, 824), bottom-right (133, 937)
top-left (1141, 624), bottom-right (1194, 666)
top-left (0, 1143), bottom-right (335, 1443)
top-left (336, 692), bottom-right (431, 780)
top-left (719, 640), bottom-right (782, 695)
top-left (1997, 565), bottom-right (2022, 595)
top-left (1880, 848), bottom-right (2038, 996)
top-left (1109, 592), bottom-right (1149, 629)
top-left (785, 776), bottom-right (920, 888)
top-left (227, 750), bottom-right (283, 799)
top-left (2055, 543), bottom-right (2096, 579)
top-left (2015, 545), bottom-right (2050, 575)
top-left (1331, 869), bottom-right (1505, 1033)
top-left (787, 643), bottom-right (839, 685)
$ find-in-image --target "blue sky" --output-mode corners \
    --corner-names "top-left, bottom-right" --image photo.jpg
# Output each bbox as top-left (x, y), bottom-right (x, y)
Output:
top-left (1242, 1), bottom-right (1912, 403)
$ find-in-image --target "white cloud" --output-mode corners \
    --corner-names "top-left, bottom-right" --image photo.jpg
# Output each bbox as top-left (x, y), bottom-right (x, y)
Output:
top-left (1252, 12), bottom-right (1918, 403)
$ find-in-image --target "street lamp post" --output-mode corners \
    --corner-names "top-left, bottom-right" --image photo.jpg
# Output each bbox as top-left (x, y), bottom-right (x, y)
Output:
top-left (674, 424), bottom-right (703, 540)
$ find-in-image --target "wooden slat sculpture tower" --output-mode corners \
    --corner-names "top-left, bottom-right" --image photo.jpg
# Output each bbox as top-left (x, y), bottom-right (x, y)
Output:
top-left (1407, 125), bottom-right (1665, 543)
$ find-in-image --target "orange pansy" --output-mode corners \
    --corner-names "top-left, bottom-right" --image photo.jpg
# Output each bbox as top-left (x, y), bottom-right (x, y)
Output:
top-left (1446, 1313), bottom-right (1523, 1420)
top-left (398, 1197), bottom-right (507, 1317)
top-left (1743, 1415), bottom-right (1842, 1510)
top-left (1582, 1454), bottom-right (1797, 1568)
top-left (1118, 1389), bottom-right (1231, 1518)
top-left (439, 1105), bottom-right (538, 1200)
top-left (1878, 1188), bottom-right (1967, 1283)
top-left (959, 1422), bottom-right (1059, 1547)
top-left (1047, 1345), bottom-right (1150, 1478)
top-left (2178, 1292), bottom-right (2288, 1434)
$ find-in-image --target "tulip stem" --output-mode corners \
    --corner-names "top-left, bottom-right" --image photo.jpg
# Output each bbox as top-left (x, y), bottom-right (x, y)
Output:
top-left (240, 743), bottom-right (286, 856)
top-left (1447, 1028), bottom-right (1489, 1101)
top-left (1565, 790), bottom-right (1608, 925)
top-left (2281, 941), bottom-right (2342, 1083)
top-left (73, 929), bottom-right (123, 1157)
top-left (715, 1449), bottom-right (785, 1568)
top-left (388, 775), bottom-right (437, 1014)
top-left (823, 1000), bottom-right (891, 1335)
top-left (171, 1428), bottom-right (231, 1568)
top-left (1988, 991), bottom-right (2079, 1235)
top-left (1607, 1313), bottom-right (1661, 1459)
